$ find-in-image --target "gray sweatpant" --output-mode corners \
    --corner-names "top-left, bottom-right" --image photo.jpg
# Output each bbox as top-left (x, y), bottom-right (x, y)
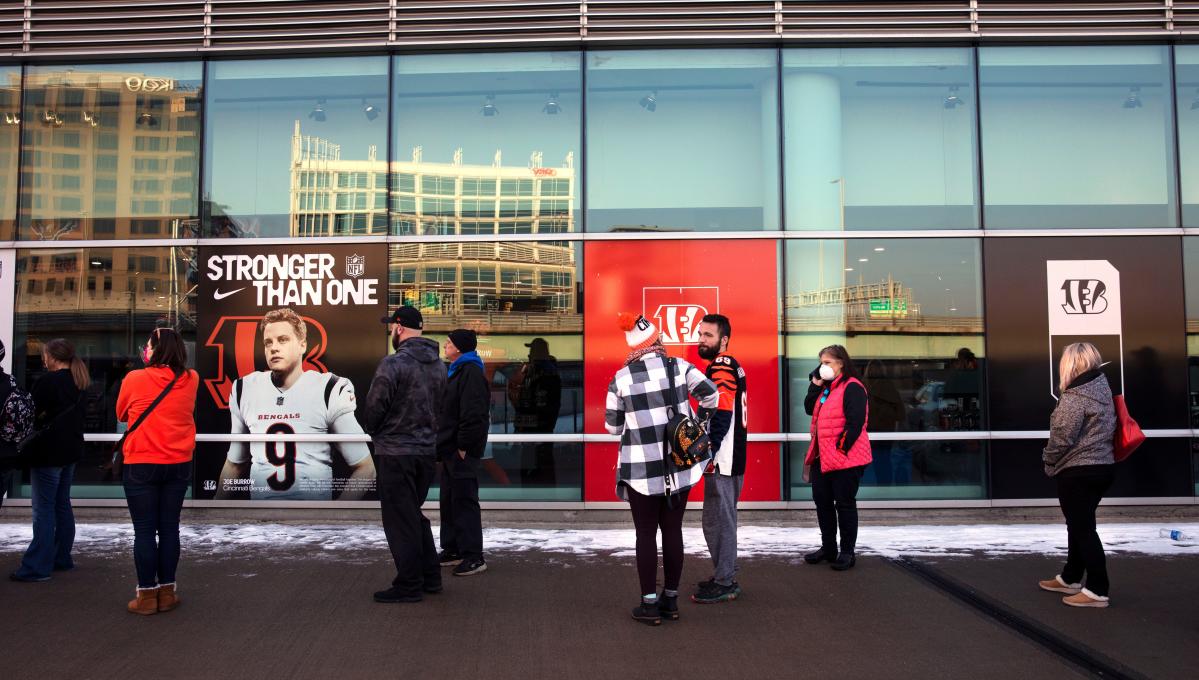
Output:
top-left (701, 473), bottom-right (744, 586)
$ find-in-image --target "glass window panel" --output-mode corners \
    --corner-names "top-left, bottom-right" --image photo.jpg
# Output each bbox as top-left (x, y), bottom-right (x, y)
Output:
top-left (1178, 46), bottom-right (1199, 227)
top-left (2, 65), bottom-right (23, 239)
top-left (980, 46), bottom-right (1176, 229)
top-left (20, 63), bottom-right (202, 240)
top-left (389, 241), bottom-right (582, 498)
top-left (205, 57), bottom-right (389, 238)
top-left (586, 49), bottom-right (779, 232)
top-left (393, 52), bottom-right (580, 236)
top-left (784, 239), bottom-right (985, 435)
top-left (783, 48), bottom-right (978, 230)
top-left (789, 440), bottom-right (987, 500)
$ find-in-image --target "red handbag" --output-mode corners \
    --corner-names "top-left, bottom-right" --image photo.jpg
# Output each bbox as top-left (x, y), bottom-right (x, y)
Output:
top-left (1112, 395), bottom-right (1145, 462)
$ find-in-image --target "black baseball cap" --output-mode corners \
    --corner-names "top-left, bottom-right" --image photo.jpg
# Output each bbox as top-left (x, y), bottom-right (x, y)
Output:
top-left (381, 306), bottom-right (423, 330)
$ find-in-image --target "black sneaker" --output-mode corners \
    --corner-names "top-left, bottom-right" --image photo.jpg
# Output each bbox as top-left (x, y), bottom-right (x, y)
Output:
top-left (692, 581), bottom-right (740, 604)
top-left (658, 592), bottom-right (680, 621)
top-left (830, 553), bottom-right (857, 571)
top-left (423, 581), bottom-right (443, 594)
top-left (373, 586), bottom-right (421, 603)
top-left (803, 547), bottom-right (836, 564)
top-left (695, 577), bottom-right (717, 591)
top-left (9, 572), bottom-right (50, 583)
top-left (631, 599), bottom-right (661, 626)
top-left (438, 551), bottom-right (463, 568)
top-left (453, 557), bottom-right (487, 577)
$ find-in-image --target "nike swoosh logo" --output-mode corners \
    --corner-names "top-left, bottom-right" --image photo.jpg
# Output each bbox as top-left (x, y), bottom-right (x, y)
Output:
top-left (213, 287), bottom-right (245, 301)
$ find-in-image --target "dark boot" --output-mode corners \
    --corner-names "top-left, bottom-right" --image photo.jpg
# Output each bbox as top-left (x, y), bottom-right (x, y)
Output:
top-left (803, 547), bottom-right (837, 564)
top-left (830, 553), bottom-right (856, 571)
top-left (658, 592), bottom-right (680, 621)
top-left (631, 598), bottom-right (661, 626)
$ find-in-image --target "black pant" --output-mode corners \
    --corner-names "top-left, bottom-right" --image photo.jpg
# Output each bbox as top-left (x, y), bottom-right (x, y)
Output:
top-left (439, 455), bottom-right (483, 560)
top-left (377, 455), bottom-right (440, 595)
top-left (123, 462), bottom-right (191, 588)
top-left (1056, 464), bottom-right (1115, 597)
top-left (811, 461), bottom-right (864, 555)
top-left (627, 486), bottom-right (691, 597)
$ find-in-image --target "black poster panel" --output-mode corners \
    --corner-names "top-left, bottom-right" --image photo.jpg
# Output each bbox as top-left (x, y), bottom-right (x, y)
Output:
top-left (984, 237), bottom-right (1187, 430)
top-left (990, 439), bottom-right (1193, 499)
top-left (194, 244), bottom-right (389, 501)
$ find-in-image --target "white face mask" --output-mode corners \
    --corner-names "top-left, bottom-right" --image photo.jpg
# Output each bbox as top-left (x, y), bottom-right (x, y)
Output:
top-left (818, 364), bottom-right (837, 381)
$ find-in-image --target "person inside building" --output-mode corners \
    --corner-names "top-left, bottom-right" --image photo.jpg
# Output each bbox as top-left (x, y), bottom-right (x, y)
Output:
top-left (1039, 341), bottom-right (1116, 608)
top-left (692, 314), bottom-right (749, 605)
top-left (802, 344), bottom-right (872, 572)
top-left (605, 313), bottom-right (718, 625)
top-left (115, 328), bottom-right (199, 615)
top-left (509, 337), bottom-right (561, 485)
top-left (10, 338), bottom-right (88, 583)
top-left (437, 328), bottom-right (490, 577)
top-left (363, 306), bottom-right (447, 604)
top-left (0, 340), bottom-right (24, 510)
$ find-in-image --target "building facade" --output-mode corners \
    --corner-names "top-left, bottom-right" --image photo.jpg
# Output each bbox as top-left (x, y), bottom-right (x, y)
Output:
top-left (1, 2), bottom-right (1198, 508)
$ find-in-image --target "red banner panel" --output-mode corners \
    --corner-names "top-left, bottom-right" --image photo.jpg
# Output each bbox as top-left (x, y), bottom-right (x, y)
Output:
top-left (583, 239), bottom-right (781, 502)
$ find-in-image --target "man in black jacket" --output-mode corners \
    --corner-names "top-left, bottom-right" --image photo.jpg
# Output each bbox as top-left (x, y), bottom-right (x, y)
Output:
top-left (363, 307), bottom-right (447, 603)
top-left (436, 329), bottom-right (490, 576)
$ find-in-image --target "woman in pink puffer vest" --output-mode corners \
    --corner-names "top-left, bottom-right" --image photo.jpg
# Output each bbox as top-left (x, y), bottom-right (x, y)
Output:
top-left (802, 345), bottom-right (872, 571)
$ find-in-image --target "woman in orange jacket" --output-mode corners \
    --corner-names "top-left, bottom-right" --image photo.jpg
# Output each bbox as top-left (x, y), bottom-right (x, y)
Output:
top-left (115, 328), bottom-right (198, 615)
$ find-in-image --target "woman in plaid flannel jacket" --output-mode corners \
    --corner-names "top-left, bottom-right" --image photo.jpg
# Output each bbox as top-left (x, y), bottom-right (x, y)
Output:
top-left (605, 313), bottom-right (718, 625)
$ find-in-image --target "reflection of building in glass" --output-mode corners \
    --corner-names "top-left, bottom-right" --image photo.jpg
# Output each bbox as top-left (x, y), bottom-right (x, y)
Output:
top-left (290, 124), bottom-right (577, 333)
top-left (289, 123), bottom-right (575, 237)
top-left (785, 277), bottom-right (982, 335)
top-left (20, 69), bottom-right (200, 240)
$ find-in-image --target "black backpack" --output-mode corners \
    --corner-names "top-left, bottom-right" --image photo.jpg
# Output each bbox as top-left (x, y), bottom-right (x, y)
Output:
top-left (0, 374), bottom-right (37, 458)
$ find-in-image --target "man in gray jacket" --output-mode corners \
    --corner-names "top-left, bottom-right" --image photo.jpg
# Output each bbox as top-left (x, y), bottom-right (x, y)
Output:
top-left (363, 306), bottom-right (447, 603)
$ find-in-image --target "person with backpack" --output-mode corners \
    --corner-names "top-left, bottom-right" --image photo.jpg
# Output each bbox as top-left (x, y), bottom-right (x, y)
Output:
top-left (10, 338), bottom-right (88, 582)
top-left (605, 313), bottom-right (718, 625)
top-left (1038, 342), bottom-right (1116, 609)
top-left (115, 328), bottom-right (199, 615)
top-left (0, 339), bottom-right (36, 509)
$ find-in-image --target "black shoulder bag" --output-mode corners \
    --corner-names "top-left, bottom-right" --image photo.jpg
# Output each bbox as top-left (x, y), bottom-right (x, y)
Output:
top-left (17, 392), bottom-right (85, 456)
top-left (102, 370), bottom-right (184, 481)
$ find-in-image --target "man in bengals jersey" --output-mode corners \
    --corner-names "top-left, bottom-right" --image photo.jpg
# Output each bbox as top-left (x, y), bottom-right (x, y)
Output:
top-left (692, 314), bottom-right (748, 604)
top-left (215, 307), bottom-right (375, 501)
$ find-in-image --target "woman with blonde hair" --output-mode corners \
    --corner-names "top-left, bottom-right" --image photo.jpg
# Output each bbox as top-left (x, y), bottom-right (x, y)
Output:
top-left (1040, 342), bottom-right (1116, 608)
top-left (10, 338), bottom-right (89, 582)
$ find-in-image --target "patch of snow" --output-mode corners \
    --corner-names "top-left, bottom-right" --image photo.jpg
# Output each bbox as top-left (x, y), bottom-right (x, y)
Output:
top-left (0, 523), bottom-right (1195, 561)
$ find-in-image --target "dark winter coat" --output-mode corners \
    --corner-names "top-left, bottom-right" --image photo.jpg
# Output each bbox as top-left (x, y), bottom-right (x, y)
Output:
top-left (362, 337), bottom-right (447, 456)
top-left (28, 369), bottom-right (84, 468)
top-left (437, 354), bottom-right (490, 460)
top-left (1043, 369), bottom-right (1116, 477)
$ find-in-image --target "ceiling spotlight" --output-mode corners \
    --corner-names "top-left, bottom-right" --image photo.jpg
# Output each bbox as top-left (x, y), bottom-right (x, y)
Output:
top-left (639, 91), bottom-right (657, 112)
top-left (82, 110), bottom-right (98, 127)
top-left (542, 92), bottom-right (561, 115)
top-left (308, 98), bottom-right (327, 122)
top-left (42, 110), bottom-right (63, 127)
top-left (481, 94), bottom-right (498, 117)
top-left (1123, 87), bottom-right (1143, 109)
top-left (136, 111), bottom-right (157, 127)
top-left (943, 86), bottom-right (962, 110)
top-left (362, 100), bottom-right (379, 121)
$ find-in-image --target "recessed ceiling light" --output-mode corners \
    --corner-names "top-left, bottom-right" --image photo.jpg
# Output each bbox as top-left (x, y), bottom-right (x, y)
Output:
top-left (844, 267), bottom-right (854, 272)
top-left (873, 247), bottom-right (885, 252)
top-left (858, 258), bottom-right (869, 262)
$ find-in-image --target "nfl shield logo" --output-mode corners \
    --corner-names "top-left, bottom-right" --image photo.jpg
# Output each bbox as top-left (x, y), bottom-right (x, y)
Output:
top-left (345, 254), bottom-right (365, 278)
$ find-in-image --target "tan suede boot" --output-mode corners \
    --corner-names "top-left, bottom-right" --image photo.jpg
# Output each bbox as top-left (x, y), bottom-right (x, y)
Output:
top-left (127, 586), bottom-right (159, 615)
top-left (157, 583), bottom-right (179, 612)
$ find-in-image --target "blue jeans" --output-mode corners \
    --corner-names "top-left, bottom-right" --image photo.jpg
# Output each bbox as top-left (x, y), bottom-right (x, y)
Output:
top-left (123, 462), bottom-right (191, 588)
top-left (14, 464), bottom-right (76, 579)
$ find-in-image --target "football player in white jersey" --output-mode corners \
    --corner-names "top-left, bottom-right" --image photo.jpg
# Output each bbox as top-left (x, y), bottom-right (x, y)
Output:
top-left (216, 307), bottom-right (375, 501)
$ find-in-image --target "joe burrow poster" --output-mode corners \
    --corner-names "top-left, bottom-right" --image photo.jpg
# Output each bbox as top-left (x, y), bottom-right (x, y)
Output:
top-left (194, 244), bottom-right (388, 501)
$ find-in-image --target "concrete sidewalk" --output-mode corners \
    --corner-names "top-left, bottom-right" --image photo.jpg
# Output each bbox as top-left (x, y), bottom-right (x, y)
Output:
top-left (8, 537), bottom-right (1189, 679)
